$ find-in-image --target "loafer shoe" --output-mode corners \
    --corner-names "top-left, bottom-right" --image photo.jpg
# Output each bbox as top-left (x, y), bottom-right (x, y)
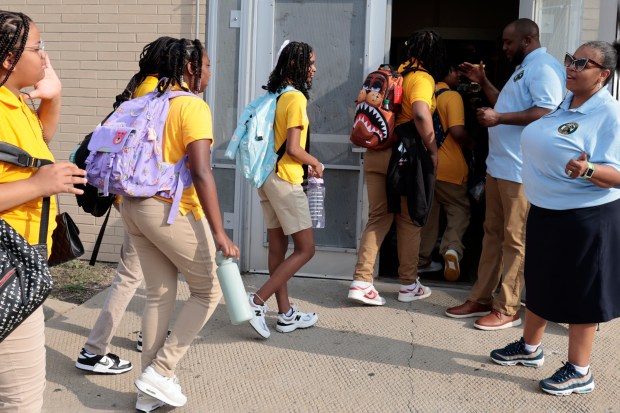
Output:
top-left (445, 300), bottom-right (492, 319)
top-left (474, 310), bottom-right (521, 331)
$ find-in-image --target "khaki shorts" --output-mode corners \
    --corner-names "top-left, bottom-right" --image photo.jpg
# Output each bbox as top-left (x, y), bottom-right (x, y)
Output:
top-left (258, 171), bottom-right (311, 235)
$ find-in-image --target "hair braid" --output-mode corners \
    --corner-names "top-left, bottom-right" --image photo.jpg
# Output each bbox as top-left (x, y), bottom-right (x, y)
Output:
top-left (267, 41), bottom-right (313, 99)
top-left (157, 38), bottom-right (203, 95)
top-left (114, 36), bottom-right (175, 107)
top-left (401, 30), bottom-right (449, 82)
top-left (0, 10), bottom-right (31, 88)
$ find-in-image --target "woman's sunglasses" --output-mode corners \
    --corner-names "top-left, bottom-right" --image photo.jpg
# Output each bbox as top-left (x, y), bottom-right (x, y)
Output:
top-left (564, 53), bottom-right (606, 72)
top-left (20, 40), bottom-right (46, 58)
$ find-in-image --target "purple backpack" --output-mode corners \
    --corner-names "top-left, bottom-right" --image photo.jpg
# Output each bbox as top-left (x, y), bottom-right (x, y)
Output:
top-left (85, 85), bottom-right (197, 224)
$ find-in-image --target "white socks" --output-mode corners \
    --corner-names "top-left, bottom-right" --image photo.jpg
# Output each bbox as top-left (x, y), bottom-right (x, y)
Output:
top-left (524, 341), bottom-right (540, 353)
top-left (351, 280), bottom-right (372, 289)
top-left (570, 363), bottom-right (590, 375)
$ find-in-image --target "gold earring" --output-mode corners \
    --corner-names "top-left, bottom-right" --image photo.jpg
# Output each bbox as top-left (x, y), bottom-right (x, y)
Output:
top-left (598, 82), bottom-right (603, 88)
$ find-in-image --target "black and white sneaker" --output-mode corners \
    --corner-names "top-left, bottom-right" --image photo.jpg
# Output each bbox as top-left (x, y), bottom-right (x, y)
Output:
top-left (275, 305), bottom-right (318, 333)
top-left (137, 330), bottom-right (171, 353)
top-left (75, 348), bottom-right (133, 374)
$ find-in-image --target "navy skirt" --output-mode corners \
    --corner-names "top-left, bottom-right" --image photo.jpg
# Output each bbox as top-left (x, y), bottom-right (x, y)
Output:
top-left (525, 198), bottom-right (620, 324)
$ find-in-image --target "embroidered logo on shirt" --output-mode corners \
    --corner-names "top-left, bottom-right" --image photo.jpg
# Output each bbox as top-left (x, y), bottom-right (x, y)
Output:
top-left (513, 71), bottom-right (524, 82)
top-left (558, 122), bottom-right (579, 135)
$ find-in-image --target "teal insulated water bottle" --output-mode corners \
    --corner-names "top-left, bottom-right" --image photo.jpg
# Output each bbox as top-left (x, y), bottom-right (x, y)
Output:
top-left (215, 252), bottom-right (254, 325)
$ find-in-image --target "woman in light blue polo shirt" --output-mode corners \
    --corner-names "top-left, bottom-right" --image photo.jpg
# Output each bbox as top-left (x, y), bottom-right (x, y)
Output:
top-left (490, 41), bottom-right (620, 396)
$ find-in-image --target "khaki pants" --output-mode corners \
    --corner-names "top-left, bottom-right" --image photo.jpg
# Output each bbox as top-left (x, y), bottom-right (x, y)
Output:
top-left (468, 175), bottom-right (528, 316)
top-left (0, 307), bottom-right (45, 412)
top-left (84, 207), bottom-right (143, 355)
top-left (353, 148), bottom-right (422, 285)
top-left (419, 181), bottom-right (470, 265)
top-left (120, 197), bottom-right (222, 377)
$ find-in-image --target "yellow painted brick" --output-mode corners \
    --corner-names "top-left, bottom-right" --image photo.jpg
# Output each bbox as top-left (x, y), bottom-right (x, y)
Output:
top-left (63, 87), bottom-right (99, 97)
top-left (82, 5), bottom-right (119, 14)
top-left (63, 14), bottom-right (98, 23)
top-left (98, 51), bottom-right (135, 61)
top-left (44, 23), bottom-right (82, 33)
top-left (98, 33), bottom-right (137, 42)
top-left (87, 43), bottom-right (118, 52)
top-left (117, 23), bottom-right (158, 33)
top-left (61, 33), bottom-right (98, 42)
top-left (80, 60), bottom-right (118, 70)
top-left (81, 24), bottom-right (119, 33)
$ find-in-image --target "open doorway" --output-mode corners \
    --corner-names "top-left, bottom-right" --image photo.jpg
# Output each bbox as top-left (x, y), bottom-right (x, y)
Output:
top-left (379, 0), bottom-right (521, 285)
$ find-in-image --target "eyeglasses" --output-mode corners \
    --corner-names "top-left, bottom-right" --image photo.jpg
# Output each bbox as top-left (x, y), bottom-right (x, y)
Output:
top-left (22, 40), bottom-right (45, 57)
top-left (564, 52), bottom-right (606, 72)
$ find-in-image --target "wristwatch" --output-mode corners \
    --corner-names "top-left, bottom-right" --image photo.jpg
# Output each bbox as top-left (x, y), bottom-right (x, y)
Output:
top-left (583, 162), bottom-right (595, 179)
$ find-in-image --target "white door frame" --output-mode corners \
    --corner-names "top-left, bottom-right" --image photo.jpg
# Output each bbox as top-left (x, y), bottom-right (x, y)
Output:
top-left (242, 0), bottom-right (389, 278)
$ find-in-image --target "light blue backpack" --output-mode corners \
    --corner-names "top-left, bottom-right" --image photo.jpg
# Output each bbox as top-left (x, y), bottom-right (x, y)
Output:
top-left (225, 86), bottom-right (297, 188)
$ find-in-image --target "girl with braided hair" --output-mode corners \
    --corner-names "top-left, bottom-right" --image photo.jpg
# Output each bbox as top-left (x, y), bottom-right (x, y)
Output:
top-left (247, 41), bottom-right (322, 339)
top-left (124, 38), bottom-right (239, 409)
top-left (348, 30), bottom-right (449, 306)
top-left (75, 39), bottom-right (178, 408)
top-left (0, 10), bottom-right (87, 411)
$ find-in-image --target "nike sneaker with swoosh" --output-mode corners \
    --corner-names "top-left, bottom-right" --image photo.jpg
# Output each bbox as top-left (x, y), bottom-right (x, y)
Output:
top-left (348, 283), bottom-right (386, 306)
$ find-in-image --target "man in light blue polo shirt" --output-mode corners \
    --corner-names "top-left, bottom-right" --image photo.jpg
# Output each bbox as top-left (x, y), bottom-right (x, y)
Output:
top-left (445, 18), bottom-right (565, 330)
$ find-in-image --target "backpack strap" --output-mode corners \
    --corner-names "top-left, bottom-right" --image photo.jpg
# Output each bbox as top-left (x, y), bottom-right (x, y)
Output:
top-left (435, 88), bottom-right (450, 98)
top-left (0, 141), bottom-right (53, 247)
top-left (273, 86), bottom-right (308, 177)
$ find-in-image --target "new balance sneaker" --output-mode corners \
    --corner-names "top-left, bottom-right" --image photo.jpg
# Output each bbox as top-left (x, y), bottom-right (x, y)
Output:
top-left (417, 261), bottom-right (442, 274)
top-left (540, 362), bottom-right (595, 396)
top-left (348, 283), bottom-right (386, 306)
top-left (275, 305), bottom-right (319, 333)
top-left (248, 294), bottom-right (271, 338)
top-left (135, 366), bottom-right (187, 407)
top-left (136, 391), bottom-right (165, 412)
top-left (443, 249), bottom-right (460, 281)
top-left (397, 280), bottom-right (431, 302)
top-left (137, 330), bottom-right (171, 353)
top-left (75, 348), bottom-right (133, 374)
top-left (490, 338), bottom-right (544, 367)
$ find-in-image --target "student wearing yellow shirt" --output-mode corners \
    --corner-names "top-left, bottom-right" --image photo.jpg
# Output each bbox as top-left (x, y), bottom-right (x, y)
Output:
top-left (247, 41), bottom-right (323, 339)
top-left (0, 10), bottom-right (87, 411)
top-left (348, 30), bottom-right (449, 306)
top-left (418, 66), bottom-right (473, 282)
top-left (75, 37), bottom-right (175, 413)
top-left (123, 38), bottom-right (239, 409)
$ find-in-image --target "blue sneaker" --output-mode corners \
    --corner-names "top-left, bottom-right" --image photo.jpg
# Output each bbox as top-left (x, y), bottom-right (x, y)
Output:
top-left (540, 362), bottom-right (595, 396)
top-left (490, 338), bottom-right (544, 367)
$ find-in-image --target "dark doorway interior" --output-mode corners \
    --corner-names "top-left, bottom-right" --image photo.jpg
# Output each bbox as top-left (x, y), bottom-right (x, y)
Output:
top-left (379, 0), bottom-right (520, 285)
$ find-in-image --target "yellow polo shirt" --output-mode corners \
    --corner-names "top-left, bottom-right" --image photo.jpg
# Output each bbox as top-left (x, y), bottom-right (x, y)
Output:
top-left (133, 75), bottom-right (159, 98)
top-left (0, 86), bottom-right (57, 255)
top-left (396, 61), bottom-right (436, 126)
top-left (273, 90), bottom-right (309, 185)
top-left (435, 82), bottom-right (468, 185)
top-left (156, 87), bottom-right (213, 220)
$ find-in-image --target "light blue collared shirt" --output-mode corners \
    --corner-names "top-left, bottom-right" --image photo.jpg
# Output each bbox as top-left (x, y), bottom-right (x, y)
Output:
top-left (521, 88), bottom-right (620, 210)
top-left (487, 47), bottom-right (566, 183)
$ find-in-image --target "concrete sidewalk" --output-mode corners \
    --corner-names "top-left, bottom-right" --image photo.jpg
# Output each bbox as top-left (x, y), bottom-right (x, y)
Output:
top-left (42, 274), bottom-right (620, 412)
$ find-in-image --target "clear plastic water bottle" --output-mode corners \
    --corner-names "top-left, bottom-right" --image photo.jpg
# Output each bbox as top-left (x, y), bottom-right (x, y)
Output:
top-left (215, 252), bottom-right (254, 325)
top-left (306, 177), bottom-right (326, 229)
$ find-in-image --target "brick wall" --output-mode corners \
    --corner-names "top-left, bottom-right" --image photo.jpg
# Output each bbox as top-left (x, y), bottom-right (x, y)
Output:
top-left (3, 1), bottom-right (208, 263)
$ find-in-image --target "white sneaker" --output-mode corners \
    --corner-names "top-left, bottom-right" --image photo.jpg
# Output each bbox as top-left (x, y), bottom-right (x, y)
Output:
top-left (134, 366), bottom-right (187, 407)
top-left (248, 294), bottom-right (271, 338)
top-left (443, 249), bottom-right (460, 281)
top-left (398, 280), bottom-right (432, 302)
top-left (417, 261), bottom-right (442, 273)
top-left (275, 305), bottom-right (318, 333)
top-left (348, 283), bottom-right (386, 306)
top-left (136, 391), bottom-right (165, 412)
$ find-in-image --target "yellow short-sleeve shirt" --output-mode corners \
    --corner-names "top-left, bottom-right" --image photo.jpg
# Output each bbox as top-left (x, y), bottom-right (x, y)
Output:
top-left (435, 82), bottom-right (468, 185)
top-left (155, 91), bottom-right (213, 220)
top-left (273, 90), bottom-right (309, 185)
top-left (0, 86), bottom-right (57, 254)
top-left (133, 76), bottom-right (159, 98)
top-left (396, 61), bottom-right (436, 126)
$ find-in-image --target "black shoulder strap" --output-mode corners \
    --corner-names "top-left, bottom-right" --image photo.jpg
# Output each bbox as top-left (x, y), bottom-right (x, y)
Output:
top-left (435, 88), bottom-right (450, 98)
top-left (0, 141), bottom-right (53, 246)
top-left (273, 90), bottom-right (311, 179)
top-left (400, 64), bottom-right (429, 78)
top-left (0, 141), bottom-right (53, 168)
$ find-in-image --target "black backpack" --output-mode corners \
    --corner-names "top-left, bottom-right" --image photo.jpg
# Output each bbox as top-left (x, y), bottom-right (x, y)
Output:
top-left (71, 97), bottom-right (126, 265)
top-left (432, 88), bottom-right (450, 148)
